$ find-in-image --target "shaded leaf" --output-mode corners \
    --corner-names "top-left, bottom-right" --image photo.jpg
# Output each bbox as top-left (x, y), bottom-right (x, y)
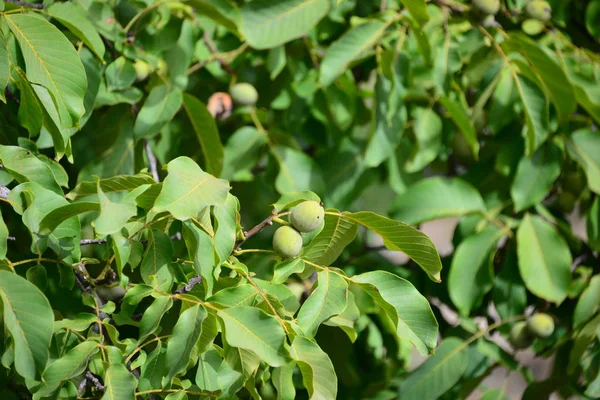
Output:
top-left (289, 336), bottom-right (337, 400)
top-left (270, 146), bottom-right (325, 195)
top-left (301, 211), bottom-right (357, 266)
top-left (140, 230), bottom-right (174, 284)
top-left (166, 304), bottom-right (207, 381)
top-left (47, 2), bottom-right (105, 59)
top-left (565, 129), bottom-right (600, 195)
top-left (101, 364), bottom-right (136, 400)
top-left (515, 74), bottom-right (549, 155)
top-left (133, 85), bottom-right (183, 138)
top-left (439, 96), bottom-right (479, 158)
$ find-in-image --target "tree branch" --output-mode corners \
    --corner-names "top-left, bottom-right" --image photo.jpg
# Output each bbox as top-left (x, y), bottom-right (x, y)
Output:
top-left (233, 210), bottom-right (279, 252)
top-left (0, 184), bottom-right (10, 199)
top-left (5, 0), bottom-right (44, 9)
top-left (144, 140), bottom-right (160, 182)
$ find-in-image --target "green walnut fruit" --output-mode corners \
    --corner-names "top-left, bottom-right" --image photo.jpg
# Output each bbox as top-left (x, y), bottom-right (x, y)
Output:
top-left (522, 18), bottom-right (545, 35)
top-left (291, 200), bottom-right (325, 233)
top-left (472, 0), bottom-right (500, 15)
top-left (527, 313), bottom-right (555, 338)
top-left (230, 83), bottom-right (258, 106)
top-left (133, 60), bottom-right (153, 82)
top-left (272, 226), bottom-right (303, 259)
top-left (558, 191), bottom-right (576, 214)
top-left (157, 59), bottom-right (168, 76)
top-left (526, 0), bottom-right (552, 22)
top-left (509, 321), bottom-right (533, 349)
top-left (563, 171), bottom-right (585, 196)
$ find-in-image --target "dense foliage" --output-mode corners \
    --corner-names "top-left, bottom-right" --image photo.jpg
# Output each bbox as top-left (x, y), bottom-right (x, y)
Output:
top-left (0, 0), bottom-right (599, 399)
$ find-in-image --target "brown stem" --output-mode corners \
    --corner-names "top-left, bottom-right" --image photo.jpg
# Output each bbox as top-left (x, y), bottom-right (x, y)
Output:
top-left (232, 211), bottom-right (278, 252)
top-left (5, 0), bottom-right (44, 9)
top-left (144, 140), bottom-right (160, 182)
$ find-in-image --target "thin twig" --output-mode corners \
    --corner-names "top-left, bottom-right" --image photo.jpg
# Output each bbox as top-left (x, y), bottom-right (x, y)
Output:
top-left (0, 184), bottom-right (10, 199)
top-left (175, 275), bottom-right (202, 294)
top-left (85, 371), bottom-right (104, 392)
top-left (203, 31), bottom-right (235, 74)
top-left (233, 211), bottom-right (278, 252)
top-left (5, 0), bottom-right (44, 9)
top-left (144, 140), bottom-right (160, 182)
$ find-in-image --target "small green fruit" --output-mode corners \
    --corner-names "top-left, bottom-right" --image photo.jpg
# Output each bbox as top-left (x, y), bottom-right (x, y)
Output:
top-left (273, 226), bottom-right (303, 259)
top-left (472, 0), bottom-right (500, 15)
top-left (509, 321), bottom-right (533, 349)
top-left (157, 59), bottom-right (168, 76)
top-left (291, 201), bottom-right (325, 233)
top-left (527, 313), bottom-right (555, 338)
top-left (133, 60), bottom-right (153, 82)
top-left (558, 191), bottom-right (576, 214)
top-left (522, 18), bottom-right (545, 35)
top-left (230, 83), bottom-right (258, 106)
top-left (563, 171), bottom-right (585, 196)
top-left (526, 0), bottom-right (552, 22)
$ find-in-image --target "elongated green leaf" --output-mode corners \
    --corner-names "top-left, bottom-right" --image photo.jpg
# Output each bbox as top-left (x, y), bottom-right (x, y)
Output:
top-left (289, 336), bottom-right (337, 400)
top-left (182, 93), bottom-right (224, 176)
top-left (47, 2), bottom-right (105, 59)
top-left (104, 57), bottom-right (135, 92)
top-left (153, 157), bottom-right (230, 220)
top-left (517, 214), bottom-right (572, 304)
top-left (93, 184), bottom-right (146, 236)
top-left (480, 389), bottom-right (509, 400)
top-left (213, 193), bottom-right (238, 265)
top-left (0, 146), bottom-right (62, 194)
top-left (588, 197), bottom-right (600, 251)
top-left (6, 14), bottom-right (87, 128)
top-left (0, 271), bottom-right (54, 380)
top-left (273, 258), bottom-right (306, 284)
top-left (271, 145), bottom-right (325, 194)
top-left (195, 347), bottom-right (222, 391)
top-left (297, 270), bottom-right (348, 337)
top-left (573, 275), bottom-right (600, 329)
top-left (343, 211), bottom-right (442, 282)
top-left (515, 74), bottom-right (549, 155)
top-left (353, 271), bottom-right (438, 355)
top-left (449, 226), bottom-right (503, 316)
top-left (405, 107), bottom-right (442, 173)
top-left (221, 127), bottom-right (268, 182)
top-left (138, 295), bottom-right (173, 342)
top-left (401, 0), bottom-right (429, 25)
top-left (39, 202), bottom-right (100, 234)
top-left (37, 341), bottom-right (99, 396)
top-left (390, 177), bottom-right (485, 226)
top-left (218, 306), bottom-right (288, 367)
top-left (439, 96), bottom-right (479, 158)
top-left (0, 29), bottom-right (9, 103)
top-left (113, 285), bottom-right (153, 326)
top-left (166, 304), bottom-right (207, 380)
top-left (133, 85), bottom-right (183, 138)
top-left (320, 20), bottom-right (388, 86)
top-left (241, 0), bottom-right (329, 49)
top-left (272, 362), bottom-right (296, 400)
top-left (67, 174), bottom-right (155, 200)
top-left (182, 220), bottom-right (216, 295)
top-left (398, 337), bottom-right (468, 400)
top-left (565, 129), bottom-right (600, 194)
top-left (140, 230), bottom-right (174, 284)
top-left (568, 313), bottom-right (600, 374)
top-left (492, 245), bottom-right (527, 319)
top-left (101, 364), bottom-right (136, 400)
top-left (511, 143), bottom-right (561, 211)
top-left (186, 0), bottom-right (240, 31)
top-left (301, 211), bottom-right (357, 266)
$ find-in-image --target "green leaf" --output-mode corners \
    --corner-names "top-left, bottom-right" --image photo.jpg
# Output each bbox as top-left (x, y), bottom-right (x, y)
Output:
top-left (449, 226), bottom-right (503, 316)
top-left (272, 362), bottom-right (296, 400)
top-left (153, 157), bottom-right (230, 221)
top-left (343, 211), bottom-right (443, 282)
top-left (397, 337), bottom-right (468, 400)
top-left (67, 174), bottom-right (155, 200)
top-left (195, 347), bottom-right (222, 391)
top-left (506, 34), bottom-right (575, 123)
top-left (511, 143), bottom-right (561, 212)
top-left (439, 96), bottom-right (479, 159)
top-left (101, 363), bottom-right (136, 400)
top-left (320, 20), bottom-right (388, 87)
top-left (38, 202), bottom-right (100, 235)
top-left (565, 129), bottom-right (600, 194)
top-left (492, 245), bottom-right (527, 320)
top-left (0, 146), bottom-right (62, 194)
top-left (301, 211), bottom-right (357, 266)
top-left (5, 14), bottom-right (87, 128)
top-left (182, 220), bottom-right (216, 295)
top-left (353, 270), bottom-right (438, 355)
top-left (240, 0), bottom-right (329, 49)
top-left (568, 313), bottom-right (600, 374)
top-left (400, 0), bottom-right (429, 25)
top-left (588, 197), bottom-right (600, 251)
top-left (273, 258), bottom-right (306, 284)
top-left (515, 74), bottom-right (549, 155)
top-left (586, 0), bottom-right (600, 40)
top-left (221, 127), bottom-right (268, 182)
top-left (267, 46), bottom-right (286, 80)
top-left (405, 107), bottom-right (442, 173)
top-left (270, 146), bottom-right (325, 194)
top-left (297, 270), bottom-right (348, 337)
top-left (113, 285), bottom-right (153, 326)
top-left (47, 2), bottom-right (105, 59)
top-left (213, 193), bottom-right (238, 265)
top-left (166, 304), bottom-right (207, 381)
top-left (140, 230), bottom-right (174, 284)
top-left (218, 306), bottom-right (288, 367)
top-left (0, 29), bottom-right (9, 103)
top-left (0, 209), bottom-right (8, 259)
top-left (289, 336), bottom-right (337, 400)
top-left (272, 191), bottom-right (321, 212)
top-left (573, 275), bottom-right (600, 329)
top-left (480, 388), bottom-right (509, 400)
top-left (517, 214), bottom-right (572, 304)
top-left (182, 93), bottom-right (224, 176)
top-left (93, 184), bottom-right (146, 236)
top-left (138, 295), bottom-right (173, 342)
top-left (133, 85), bottom-right (183, 138)
top-left (37, 341), bottom-right (99, 397)
top-left (104, 57), bottom-right (136, 91)
top-left (0, 270), bottom-right (54, 380)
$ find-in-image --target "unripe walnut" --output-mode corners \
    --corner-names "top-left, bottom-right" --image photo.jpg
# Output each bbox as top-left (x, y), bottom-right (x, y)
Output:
top-left (472, 0), bottom-right (500, 15)
top-left (509, 321), bottom-right (533, 349)
top-left (272, 226), bottom-right (303, 259)
top-left (133, 60), bottom-right (153, 82)
top-left (230, 83), bottom-right (258, 106)
top-left (526, 0), bottom-right (552, 22)
top-left (527, 313), bottom-right (555, 338)
top-left (291, 201), bottom-right (325, 233)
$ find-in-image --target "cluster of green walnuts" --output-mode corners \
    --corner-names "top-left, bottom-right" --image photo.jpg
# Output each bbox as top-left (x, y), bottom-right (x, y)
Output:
top-left (272, 201), bottom-right (325, 259)
top-left (472, 0), bottom-right (552, 31)
top-left (509, 313), bottom-right (555, 349)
